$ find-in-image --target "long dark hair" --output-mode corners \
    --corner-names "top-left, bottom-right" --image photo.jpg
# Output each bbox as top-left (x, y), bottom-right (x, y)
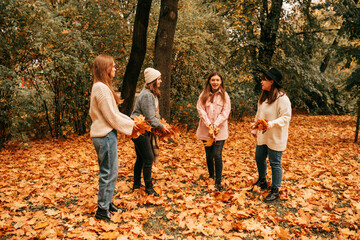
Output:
top-left (259, 76), bottom-right (286, 104)
top-left (145, 79), bottom-right (161, 97)
top-left (92, 55), bottom-right (122, 104)
top-left (200, 71), bottom-right (226, 105)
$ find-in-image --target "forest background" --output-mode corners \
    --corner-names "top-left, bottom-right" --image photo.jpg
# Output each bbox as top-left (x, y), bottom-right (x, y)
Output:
top-left (1, 0), bottom-right (360, 239)
top-left (0, 0), bottom-right (360, 148)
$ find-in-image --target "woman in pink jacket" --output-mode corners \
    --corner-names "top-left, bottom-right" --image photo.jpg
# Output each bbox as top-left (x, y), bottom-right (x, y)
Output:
top-left (196, 72), bottom-right (231, 191)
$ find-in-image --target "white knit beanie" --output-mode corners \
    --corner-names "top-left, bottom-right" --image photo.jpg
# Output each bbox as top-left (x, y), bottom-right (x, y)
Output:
top-left (144, 67), bottom-right (161, 84)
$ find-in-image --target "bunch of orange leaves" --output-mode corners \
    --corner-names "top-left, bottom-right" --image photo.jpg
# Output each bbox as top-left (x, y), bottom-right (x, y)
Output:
top-left (154, 119), bottom-right (180, 142)
top-left (204, 125), bottom-right (219, 147)
top-left (251, 118), bottom-right (268, 131)
top-left (130, 115), bottom-right (152, 139)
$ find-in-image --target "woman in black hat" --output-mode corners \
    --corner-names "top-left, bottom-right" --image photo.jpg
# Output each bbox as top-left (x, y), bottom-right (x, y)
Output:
top-left (251, 67), bottom-right (292, 202)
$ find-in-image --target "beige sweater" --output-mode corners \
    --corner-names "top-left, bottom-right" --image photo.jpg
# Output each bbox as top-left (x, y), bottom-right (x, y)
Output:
top-left (89, 82), bottom-right (134, 137)
top-left (253, 94), bottom-right (291, 151)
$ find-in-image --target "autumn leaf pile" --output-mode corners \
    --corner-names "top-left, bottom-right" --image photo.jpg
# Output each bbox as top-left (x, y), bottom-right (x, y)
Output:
top-left (130, 115), bottom-right (151, 139)
top-left (154, 119), bottom-right (180, 142)
top-left (0, 115), bottom-right (359, 239)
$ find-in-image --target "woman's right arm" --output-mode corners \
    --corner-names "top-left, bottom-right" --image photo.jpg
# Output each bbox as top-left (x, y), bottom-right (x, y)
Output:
top-left (196, 94), bottom-right (211, 127)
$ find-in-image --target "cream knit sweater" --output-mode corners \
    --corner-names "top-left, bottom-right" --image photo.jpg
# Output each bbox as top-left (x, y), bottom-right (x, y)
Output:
top-left (89, 82), bottom-right (134, 137)
top-left (253, 94), bottom-right (292, 151)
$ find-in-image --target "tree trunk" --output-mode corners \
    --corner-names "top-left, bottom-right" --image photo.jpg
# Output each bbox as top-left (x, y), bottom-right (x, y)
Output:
top-left (153, 0), bottom-right (179, 122)
top-left (120, 0), bottom-right (153, 116)
top-left (255, 0), bottom-right (283, 92)
top-left (258, 0), bottom-right (283, 66)
top-left (355, 99), bottom-right (360, 143)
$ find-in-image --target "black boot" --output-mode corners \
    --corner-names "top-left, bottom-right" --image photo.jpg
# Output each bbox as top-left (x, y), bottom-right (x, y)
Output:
top-left (132, 184), bottom-right (144, 191)
top-left (215, 178), bottom-right (222, 191)
top-left (95, 207), bottom-right (111, 221)
top-left (145, 181), bottom-right (160, 197)
top-left (109, 202), bottom-right (126, 214)
top-left (252, 177), bottom-right (267, 190)
top-left (264, 187), bottom-right (279, 202)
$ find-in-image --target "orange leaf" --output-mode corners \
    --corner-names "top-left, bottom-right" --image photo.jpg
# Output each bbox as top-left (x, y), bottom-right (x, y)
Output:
top-left (33, 222), bottom-right (49, 230)
top-left (130, 115), bottom-right (151, 139)
top-left (252, 118), bottom-right (268, 130)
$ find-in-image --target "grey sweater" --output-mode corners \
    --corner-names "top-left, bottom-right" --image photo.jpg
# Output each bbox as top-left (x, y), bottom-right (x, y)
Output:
top-left (131, 89), bottom-right (164, 128)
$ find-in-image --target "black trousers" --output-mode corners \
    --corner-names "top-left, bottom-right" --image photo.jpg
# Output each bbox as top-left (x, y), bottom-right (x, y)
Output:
top-left (132, 132), bottom-right (154, 189)
top-left (204, 140), bottom-right (225, 185)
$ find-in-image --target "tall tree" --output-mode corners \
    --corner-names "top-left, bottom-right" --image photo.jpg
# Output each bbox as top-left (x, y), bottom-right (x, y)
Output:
top-left (120, 0), bottom-right (153, 115)
top-left (258, 0), bottom-right (284, 66)
top-left (153, 0), bottom-right (179, 121)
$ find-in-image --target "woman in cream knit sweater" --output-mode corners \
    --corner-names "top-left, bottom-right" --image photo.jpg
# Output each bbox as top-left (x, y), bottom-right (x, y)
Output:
top-left (89, 55), bottom-right (137, 221)
top-left (251, 67), bottom-right (291, 202)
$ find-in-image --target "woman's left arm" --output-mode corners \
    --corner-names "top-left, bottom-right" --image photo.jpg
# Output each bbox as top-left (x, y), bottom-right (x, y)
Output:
top-left (213, 92), bottom-right (231, 127)
top-left (268, 95), bottom-right (291, 129)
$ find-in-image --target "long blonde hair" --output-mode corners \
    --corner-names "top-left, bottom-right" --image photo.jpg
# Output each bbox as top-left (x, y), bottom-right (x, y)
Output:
top-left (92, 55), bottom-right (121, 104)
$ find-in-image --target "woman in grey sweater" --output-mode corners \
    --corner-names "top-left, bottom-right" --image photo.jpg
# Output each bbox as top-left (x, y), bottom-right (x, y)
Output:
top-left (131, 67), bottom-right (169, 196)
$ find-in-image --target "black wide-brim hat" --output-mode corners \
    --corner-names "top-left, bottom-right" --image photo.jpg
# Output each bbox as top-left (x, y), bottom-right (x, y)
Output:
top-left (261, 67), bottom-right (283, 87)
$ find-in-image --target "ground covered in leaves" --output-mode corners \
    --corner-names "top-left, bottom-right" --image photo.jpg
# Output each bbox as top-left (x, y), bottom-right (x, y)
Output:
top-left (0, 115), bottom-right (359, 239)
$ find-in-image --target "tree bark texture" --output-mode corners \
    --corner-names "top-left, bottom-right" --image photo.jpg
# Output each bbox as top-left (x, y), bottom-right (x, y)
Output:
top-left (355, 100), bottom-right (360, 143)
top-left (258, 0), bottom-right (283, 66)
top-left (120, 0), bottom-right (152, 116)
top-left (153, 0), bottom-right (179, 122)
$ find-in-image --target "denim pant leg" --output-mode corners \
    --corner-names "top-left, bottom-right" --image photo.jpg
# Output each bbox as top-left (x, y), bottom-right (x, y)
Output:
top-left (132, 132), bottom-right (154, 188)
top-left (92, 130), bottom-right (118, 210)
top-left (268, 148), bottom-right (283, 188)
top-left (213, 140), bottom-right (225, 184)
top-left (255, 145), bottom-right (268, 179)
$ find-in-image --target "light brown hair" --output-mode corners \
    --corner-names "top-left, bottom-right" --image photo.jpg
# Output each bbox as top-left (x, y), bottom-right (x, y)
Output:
top-left (92, 54), bottom-right (121, 104)
top-left (200, 71), bottom-right (226, 105)
top-left (145, 79), bottom-right (161, 97)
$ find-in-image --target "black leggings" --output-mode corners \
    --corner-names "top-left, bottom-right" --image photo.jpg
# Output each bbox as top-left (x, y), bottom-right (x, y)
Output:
top-left (132, 132), bottom-right (154, 189)
top-left (204, 140), bottom-right (225, 185)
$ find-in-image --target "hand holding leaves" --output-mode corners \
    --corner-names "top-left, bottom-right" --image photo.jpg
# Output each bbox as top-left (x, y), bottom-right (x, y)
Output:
top-left (154, 119), bottom-right (180, 142)
top-left (130, 115), bottom-right (151, 139)
top-left (204, 124), bottom-right (220, 147)
top-left (251, 118), bottom-right (269, 133)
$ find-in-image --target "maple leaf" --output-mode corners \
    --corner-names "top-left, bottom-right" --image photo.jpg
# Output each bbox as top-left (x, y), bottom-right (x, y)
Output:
top-left (222, 221), bottom-right (233, 232)
top-left (130, 115), bottom-right (151, 139)
top-left (203, 125), bottom-right (219, 147)
top-left (99, 231), bottom-right (120, 239)
top-left (276, 226), bottom-right (292, 240)
top-left (154, 118), bottom-right (180, 142)
top-left (33, 222), bottom-right (49, 230)
top-left (251, 118), bottom-right (268, 130)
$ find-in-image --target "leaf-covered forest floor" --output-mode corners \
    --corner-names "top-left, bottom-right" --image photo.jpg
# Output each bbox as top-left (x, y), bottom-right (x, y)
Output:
top-left (1, 115), bottom-right (359, 239)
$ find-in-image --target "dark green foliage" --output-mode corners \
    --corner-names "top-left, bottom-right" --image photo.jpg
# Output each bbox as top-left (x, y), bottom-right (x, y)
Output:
top-left (0, 0), bottom-right (135, 147)
top-left (0, 67), bottom-right (16, 150)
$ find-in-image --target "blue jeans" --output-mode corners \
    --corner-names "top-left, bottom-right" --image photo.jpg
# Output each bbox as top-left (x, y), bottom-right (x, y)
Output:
top-left (92, 129), bottom-right (118, 210)
top-left (204, 140), bottom-right (225, 185)
top-left (132, 132), bottom-right (154, 189)
top-left (255, 145), bottom-right (283, 188)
